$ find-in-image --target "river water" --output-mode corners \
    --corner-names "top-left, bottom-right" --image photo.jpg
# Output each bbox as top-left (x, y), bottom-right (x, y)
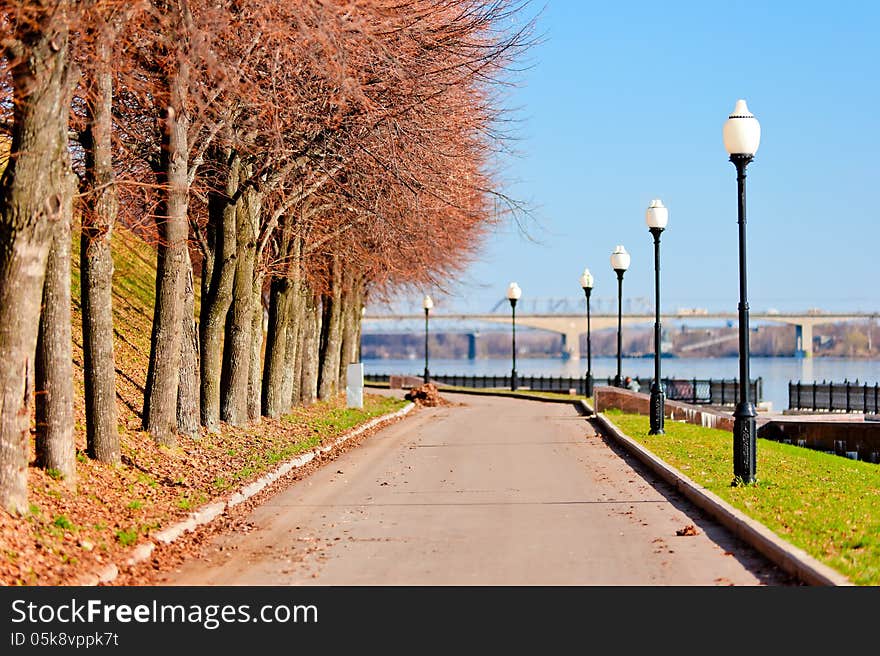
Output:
top-left (363, 356), bottom-right (880, 412)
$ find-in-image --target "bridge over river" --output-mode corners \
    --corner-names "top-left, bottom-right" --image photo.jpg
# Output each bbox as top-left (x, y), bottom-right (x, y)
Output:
top-left (363, 310), bottom-right (879, 360)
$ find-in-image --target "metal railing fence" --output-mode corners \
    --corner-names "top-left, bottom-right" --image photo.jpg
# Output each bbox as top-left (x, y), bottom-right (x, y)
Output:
top-left (364, 373), bottom-right (762, 404)
top-left (789, 380), bottom-right (880, 413)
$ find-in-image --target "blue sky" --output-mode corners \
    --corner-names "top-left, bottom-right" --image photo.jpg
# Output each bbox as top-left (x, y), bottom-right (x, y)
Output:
top-left (409, 0), bottom-right (879, 315)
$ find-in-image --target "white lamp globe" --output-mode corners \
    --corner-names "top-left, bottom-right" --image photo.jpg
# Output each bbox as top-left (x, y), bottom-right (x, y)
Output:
top-left (610, 245), bottom-right (630, 272)
top-left (422, 295), bottom-right (433, 311)
top-left (506, 282), bottom-right (522, 301)
top-left (645, 199), bottom-right (668, 230)
top-left (579, 268), bottom-right (594, 290)
top-left (723, 99), bottom-right (761, 156)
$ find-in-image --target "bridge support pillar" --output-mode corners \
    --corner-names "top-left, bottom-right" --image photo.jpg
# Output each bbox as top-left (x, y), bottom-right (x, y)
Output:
top-left (467, 333), bottom-right (478, 360)
top-left (560, 331), bottom-right (580, 360)
top-left (795, 323), bottom-right (813, 358)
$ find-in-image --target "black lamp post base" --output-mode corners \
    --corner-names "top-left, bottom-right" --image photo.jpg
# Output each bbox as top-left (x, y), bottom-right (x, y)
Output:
top-left (649, 384), bottom-right (665, 435)
top-left (511, 370), bottom-right (518, 392)
top-left (423, 369), bottom-right (430, 385)
top-left (613, 374), bottom-right (621, 388)
top-left (732, 402), bottom-right (757, 484)
top-left (584, 373), bottom-right (594, 398)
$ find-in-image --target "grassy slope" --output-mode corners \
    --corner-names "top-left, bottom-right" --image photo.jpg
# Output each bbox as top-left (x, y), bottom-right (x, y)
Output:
top-left (604, 409), bottom-right (880, 585)
top-left (0, 227), bottom-right (406, 585)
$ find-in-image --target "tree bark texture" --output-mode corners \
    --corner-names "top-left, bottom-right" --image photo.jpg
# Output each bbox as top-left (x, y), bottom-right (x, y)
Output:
top-left (220, 168), bottom-right (259, 426)
top-left (35, 185), bottom-right (77, 488)
top-left (143, 65), bottom-right (191, 446)
top-left (199, 152), bottom-right (239, 432)
top-left (262, 277), bottom-right (294, 417)
top-left (247, 270), bottom-right (264, 422)
top-left (337, 284), bottom-right (354, 391)
top-left (318, 257), bottom-right (344, 400)
top-left (176, 250), bottom-right (200, 437)
top-left (299, 289), bottom-right (321, 407)
top-left (354, 290), bottom-right (365, 362)
top-left (337, 275), bottom-right (363, 390)
top-left (80, 40), bottom-right (120, 464)
top-left (0, 7), bottom-right (76, 514)
top-left (262, 227), bottom-right (301, 417)
top-left (285, 290), bottom-right (303, 408)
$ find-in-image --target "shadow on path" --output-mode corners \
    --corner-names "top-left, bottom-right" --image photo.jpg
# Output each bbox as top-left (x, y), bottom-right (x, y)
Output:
top-left (583, 415), bottom-right (799, 586)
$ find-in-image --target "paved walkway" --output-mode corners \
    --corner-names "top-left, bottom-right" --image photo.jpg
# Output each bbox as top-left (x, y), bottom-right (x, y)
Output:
top-left (162, 392), bottom-right (792, 585)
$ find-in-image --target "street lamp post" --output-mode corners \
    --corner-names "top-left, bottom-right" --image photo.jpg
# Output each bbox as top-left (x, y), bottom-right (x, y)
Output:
top-left (646, 200), bottom-right (668, 434)
top-left (422, 295), bottom-right (433, 384)
top-left (610, 246), bottom-right (630, 388)
top-left (724, 99), bottom-right (761, 485)
top-left (579, 268), bottom-right (594, 397)
top-left (507, 282), bottom-right (522, 391)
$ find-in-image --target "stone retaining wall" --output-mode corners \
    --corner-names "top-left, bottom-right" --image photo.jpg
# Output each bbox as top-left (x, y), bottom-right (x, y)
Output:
top-left (758, 420), bottom-right (880, 463)
top-left (594, 385), bottom-right (735, 431)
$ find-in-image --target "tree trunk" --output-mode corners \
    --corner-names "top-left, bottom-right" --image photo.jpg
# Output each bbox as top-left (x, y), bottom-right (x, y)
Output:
top-left (247, 270), bottom-right (264, 422)
top-left (285, 287), bottom-right (304, 408)
top-left (81, 40), bottom-right (120, 464)
top-left (262, 277), bottom-right (294, 417)
top-left (143, 65), bottom-right (191, 446)
top-left (299, 289), bottom-right (321, 407)
top-left (355, 290), bottom-right (366, 362)
top-left (0, 8), bottom-right (76, 514)
top-left (220, 169), bottom-right (259, 426)
top-left (177, 250), bottom-right (200, 437)
top-left (337, 286), bottom-right (353, 391)
top-left (338, 276), bottom-right (364, 390)
top-left (35, 187), bottom-right (76, 488)
top-left (262, 228), bottom-right (301, 417)
top-left (199, 152), bottom-right (239, 432)
top-left (318, 258), bottom-right (344, 400)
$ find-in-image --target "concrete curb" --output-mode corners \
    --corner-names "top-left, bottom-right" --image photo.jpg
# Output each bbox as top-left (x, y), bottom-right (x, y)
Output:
top-left (576, 399), bottom-right (595, 416)
top-left (73, 402), bottom-right (415, 585)
top-left (593, 411), bottom-right (853, 586)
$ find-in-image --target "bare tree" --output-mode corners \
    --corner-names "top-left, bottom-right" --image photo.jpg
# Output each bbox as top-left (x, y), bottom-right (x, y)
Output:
top-left (0, 1), bottom-right (79, 512)
top-left (76, 1), bottom-right (144, 464)
top-left (35, 171), bottom-right (76, 487)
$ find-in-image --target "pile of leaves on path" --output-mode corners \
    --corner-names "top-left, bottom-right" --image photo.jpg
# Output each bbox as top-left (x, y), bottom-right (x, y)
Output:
top-left (676, 524), bottom-right (700, 536)
top-left (404, 383), bottom-right (450, 407)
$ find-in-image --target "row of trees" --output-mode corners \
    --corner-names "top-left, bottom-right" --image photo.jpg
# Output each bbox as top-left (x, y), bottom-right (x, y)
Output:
top-left (0, 0), bottom-right (533, 514)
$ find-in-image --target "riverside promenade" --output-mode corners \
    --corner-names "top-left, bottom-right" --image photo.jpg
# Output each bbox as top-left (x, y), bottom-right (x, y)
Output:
top-left (160, 391), bottom-right (792, 585)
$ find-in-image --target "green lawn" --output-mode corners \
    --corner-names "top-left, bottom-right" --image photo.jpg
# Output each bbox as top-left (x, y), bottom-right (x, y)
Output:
top-left (604, 409), bottom-right (880, 585)
top-left (286, 395), bottom-right (408, 439)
